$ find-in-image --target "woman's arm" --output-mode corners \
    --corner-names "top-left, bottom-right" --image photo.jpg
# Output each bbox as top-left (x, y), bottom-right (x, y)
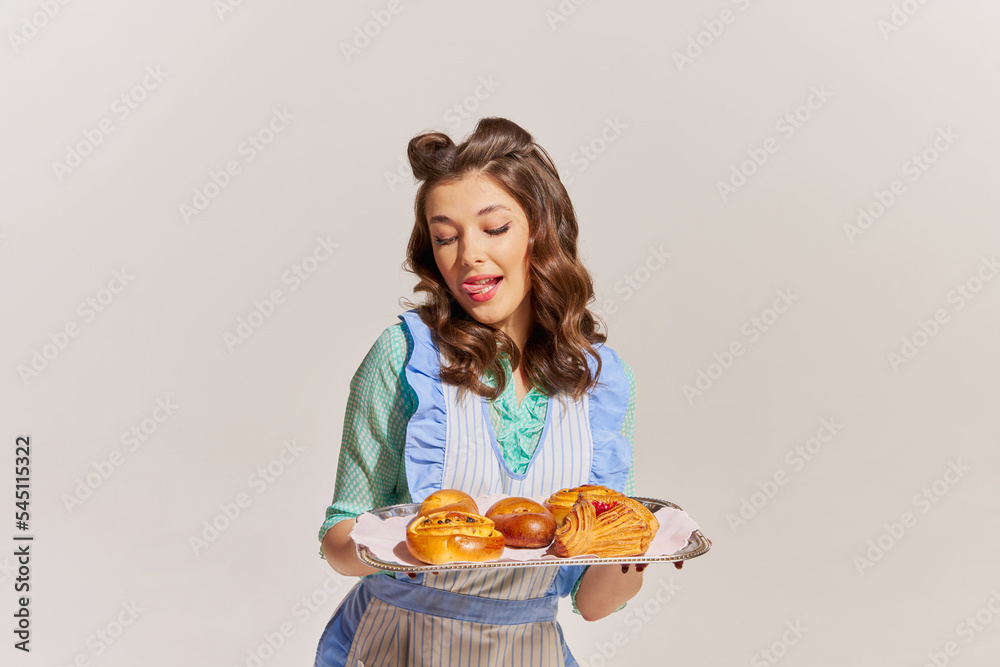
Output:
top-left (322, 519), bottom-right (380, 577)
top-left (317, 323), bottom-right (415, 571)
top-left (573, 564), bottom-right (645, 621)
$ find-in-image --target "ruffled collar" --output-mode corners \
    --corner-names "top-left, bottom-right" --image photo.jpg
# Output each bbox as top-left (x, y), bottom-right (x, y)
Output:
top-left (484, 354), bottom-right (547, 469)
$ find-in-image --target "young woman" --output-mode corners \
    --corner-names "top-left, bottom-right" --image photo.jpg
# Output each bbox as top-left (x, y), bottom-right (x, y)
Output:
top-left (315, 117), bottom-right (646, 666)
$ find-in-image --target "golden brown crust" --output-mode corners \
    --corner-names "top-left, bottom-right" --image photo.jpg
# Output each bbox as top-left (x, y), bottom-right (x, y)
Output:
top-left (543, 488), bottom-right (579, 526)
top-left (588, 502), bottom-right (654, 557)
top-left (405, 510), bottom-right (504, 564)
top-left (549, 487), bottom-right (659, 558)
top-left (405, 488), bottom-right (659, 563)
top-left (544, 485), bottom-right (628, 526)
top-left (552, 496), bottom-right (596, 557)
top-left (625, 497), bottom-right (660, 536)
top-left (485, 497), bottom-right (556, 548)
top-left (416, 489), bottom-right (479, 518)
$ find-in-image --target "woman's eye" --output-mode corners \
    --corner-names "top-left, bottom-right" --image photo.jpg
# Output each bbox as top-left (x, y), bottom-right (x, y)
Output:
top-left (432, 236), bottom-right (457, 246)
top-left (486, 223), bottom-right (511, 237)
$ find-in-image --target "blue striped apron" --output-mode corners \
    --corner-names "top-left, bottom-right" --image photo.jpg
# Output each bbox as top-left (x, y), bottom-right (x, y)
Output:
top-left (315, 310), bottom-right (631, 667)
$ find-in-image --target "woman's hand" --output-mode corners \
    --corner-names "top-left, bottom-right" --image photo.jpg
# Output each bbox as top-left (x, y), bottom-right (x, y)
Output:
top-left (321, 519), bottom-right (380, 577)
top-left (573, 563), bottom-right (648, 621)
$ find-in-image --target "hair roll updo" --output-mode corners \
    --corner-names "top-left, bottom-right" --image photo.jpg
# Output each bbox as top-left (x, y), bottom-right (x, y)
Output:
top-left (404, 117), bottom-right (606, 400)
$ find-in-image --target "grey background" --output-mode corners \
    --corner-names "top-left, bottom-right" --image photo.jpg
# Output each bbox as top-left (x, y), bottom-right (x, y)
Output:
top-left (3, 0), bottom-right (999, 665)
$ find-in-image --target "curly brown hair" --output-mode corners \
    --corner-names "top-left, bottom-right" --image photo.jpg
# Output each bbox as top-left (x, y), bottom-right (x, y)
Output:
top-left (403, 117), bottom-right (606, 400)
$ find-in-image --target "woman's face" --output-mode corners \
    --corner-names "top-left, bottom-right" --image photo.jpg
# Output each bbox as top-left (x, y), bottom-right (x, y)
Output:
top-left (425, 172), bottom-right (533, 344)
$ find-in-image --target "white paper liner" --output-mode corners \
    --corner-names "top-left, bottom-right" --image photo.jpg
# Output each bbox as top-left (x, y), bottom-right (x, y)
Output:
top-left (351, 493), bottom-right (700, 567)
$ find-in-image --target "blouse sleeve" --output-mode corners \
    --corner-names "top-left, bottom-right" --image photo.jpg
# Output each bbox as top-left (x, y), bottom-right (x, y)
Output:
top-left (569, 355), bottom-right (638, 614)
top-left (317, 323), bottom-right (416, 558)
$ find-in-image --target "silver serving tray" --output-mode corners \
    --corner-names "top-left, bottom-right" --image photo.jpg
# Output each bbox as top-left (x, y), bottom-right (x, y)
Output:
top-left (355, 497), bottom-right (711, 573)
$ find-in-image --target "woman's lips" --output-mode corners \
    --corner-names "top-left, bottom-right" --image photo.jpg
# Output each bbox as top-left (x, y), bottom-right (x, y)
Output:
top-left (462, 276), bottom-right (502, 302)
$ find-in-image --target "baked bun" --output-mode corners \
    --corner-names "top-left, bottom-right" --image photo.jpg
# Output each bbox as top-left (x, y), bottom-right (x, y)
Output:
top-left (405, 510), bottom-right (505, 565)
top-left (416, 489), bottom-right (479, 518)
top-left (484, 497), bottom-right (557, 548)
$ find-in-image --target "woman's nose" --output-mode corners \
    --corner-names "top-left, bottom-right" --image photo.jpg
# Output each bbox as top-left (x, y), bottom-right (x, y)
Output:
top-left (458, 237), bottom-right (484, 266)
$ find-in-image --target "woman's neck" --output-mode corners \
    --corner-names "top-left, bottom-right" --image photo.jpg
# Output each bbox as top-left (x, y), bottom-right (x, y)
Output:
top-left (496, 300), bottom-right (534, 355)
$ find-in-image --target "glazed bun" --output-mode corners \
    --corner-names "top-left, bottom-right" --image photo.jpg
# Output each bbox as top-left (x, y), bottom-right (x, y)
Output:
top-left (416, 489), bottom-right (479, 518)
top-left (405, 510), bottom-right (505, 565)
top-left (484, 497), bottom-right (557, 548)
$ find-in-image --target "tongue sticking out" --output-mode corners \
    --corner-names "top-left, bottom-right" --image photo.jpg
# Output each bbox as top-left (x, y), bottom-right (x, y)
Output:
top-left (462, 277), bottom-right (501, 294)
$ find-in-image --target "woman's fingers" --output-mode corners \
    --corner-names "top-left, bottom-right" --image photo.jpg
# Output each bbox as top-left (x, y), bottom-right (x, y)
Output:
top-left (405, 571), bottom-right (439, 579)
top-left (621, 564), bottom-right (648, 573)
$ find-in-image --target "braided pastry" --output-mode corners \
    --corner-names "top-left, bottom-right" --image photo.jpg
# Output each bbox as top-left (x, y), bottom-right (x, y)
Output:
top-left (544, 484), bottom-right (627, 526)
top-left (549, 485), bottom-right (659, 558)
top-left (552, 496), bottom-right (596, 557)
top-left (587, 501), bottom-right (655, 557)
